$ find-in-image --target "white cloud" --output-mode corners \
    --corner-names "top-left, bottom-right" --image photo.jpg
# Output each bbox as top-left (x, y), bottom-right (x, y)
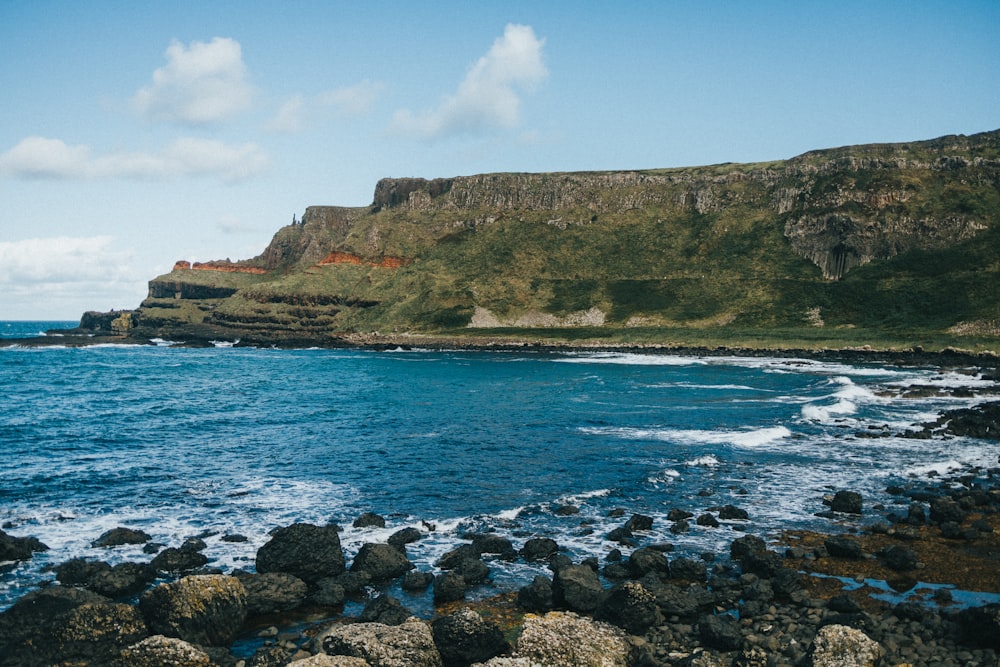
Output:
top-left (392, 24), bottom-right (547, 139)
top-left (134, 37), bottom-right (254, 125)
top-left (319, 80), bottom-right (385, 117)
top-left (0, 236), bottom-right (134, 285)
top-left (0, 136), bottom-right (269, 183)
top-left (268, 95), bottom-right (306, 133)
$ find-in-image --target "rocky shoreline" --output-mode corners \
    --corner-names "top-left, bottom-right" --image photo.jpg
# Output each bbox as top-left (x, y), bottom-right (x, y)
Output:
top-left (2, 442), bottom-right (999, 666)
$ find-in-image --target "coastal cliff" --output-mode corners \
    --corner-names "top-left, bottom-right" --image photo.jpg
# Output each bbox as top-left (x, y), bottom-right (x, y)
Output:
top-left (113, 129), bottom-right (1000, 345)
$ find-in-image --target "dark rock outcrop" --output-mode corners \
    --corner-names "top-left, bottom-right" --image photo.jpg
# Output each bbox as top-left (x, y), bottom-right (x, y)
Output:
top-left (256, 523), bottom-right (345, 583)
top-left (431, 608), bottom-right (509, 666)
top-left (350, 542), bottom-right (414, 581)
top-left (138, 575), bottom-right (247, 647)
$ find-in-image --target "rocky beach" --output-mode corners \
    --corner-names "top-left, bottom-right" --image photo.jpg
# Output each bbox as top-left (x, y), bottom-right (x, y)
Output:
top-left (2, 393), bottom-right (998, 667)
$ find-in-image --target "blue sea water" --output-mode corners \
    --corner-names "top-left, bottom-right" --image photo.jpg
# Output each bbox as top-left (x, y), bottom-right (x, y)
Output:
top-left (2, 322), bottom-right (999, 613)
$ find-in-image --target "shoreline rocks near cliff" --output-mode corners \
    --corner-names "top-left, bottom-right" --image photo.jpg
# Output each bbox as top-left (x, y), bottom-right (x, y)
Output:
top-left (2, 458), bottom-right (999, 667)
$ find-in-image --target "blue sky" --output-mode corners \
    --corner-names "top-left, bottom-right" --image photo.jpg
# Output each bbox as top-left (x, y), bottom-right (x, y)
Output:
top-left (1, 1), bottom-right (998, 320)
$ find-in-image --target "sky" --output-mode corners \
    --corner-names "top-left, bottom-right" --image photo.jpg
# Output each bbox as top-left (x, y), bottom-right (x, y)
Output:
top-left (1, 1), bottom-right (998, 320)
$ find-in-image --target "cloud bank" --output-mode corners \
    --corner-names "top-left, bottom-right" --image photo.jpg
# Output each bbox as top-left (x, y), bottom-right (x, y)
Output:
top-left (0, 236), bottom-right (135, 285)
top-left (0, 136), bottom-right (268, 183)
top-left (392, 24), bottom-right (547, 139)
top-left (134, 37), bottom-right (255, 125)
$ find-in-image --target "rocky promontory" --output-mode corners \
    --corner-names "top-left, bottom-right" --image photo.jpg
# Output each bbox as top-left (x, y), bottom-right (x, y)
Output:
top-left (54, 128), bottom-right (999, 350)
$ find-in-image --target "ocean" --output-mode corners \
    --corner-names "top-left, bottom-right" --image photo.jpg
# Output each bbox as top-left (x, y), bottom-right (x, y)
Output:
top-left (2, 321), bottom-right (999, 614)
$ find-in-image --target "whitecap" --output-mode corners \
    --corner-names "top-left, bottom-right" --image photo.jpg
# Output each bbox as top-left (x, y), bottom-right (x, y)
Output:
top-left (580, 425), bottom-right (792, 448)
top-left (556, 352), bottom-right (706, 366)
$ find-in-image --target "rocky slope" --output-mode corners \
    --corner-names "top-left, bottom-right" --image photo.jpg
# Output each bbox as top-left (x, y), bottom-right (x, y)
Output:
top-left (102, 129), bottom-right (1000, 345)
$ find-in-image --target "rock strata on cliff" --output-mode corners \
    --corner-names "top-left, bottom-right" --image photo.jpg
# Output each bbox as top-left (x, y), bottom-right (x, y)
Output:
top-left (119, 129), bottom-right (1000, 344)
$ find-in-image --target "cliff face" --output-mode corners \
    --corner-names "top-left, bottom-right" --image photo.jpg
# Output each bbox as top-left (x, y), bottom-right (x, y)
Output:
top-left (131, 130), bottom-right (1000, 342)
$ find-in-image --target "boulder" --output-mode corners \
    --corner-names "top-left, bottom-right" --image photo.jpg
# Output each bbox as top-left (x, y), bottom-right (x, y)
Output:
top-left (56, 557), bottom-right (112, 585)
top-left (625, 513), bottom-right (654, 532)
top-left (628, 546), bottom-right (670, 578)
top-left (353, 512), bottom-right (386, 528)
top-left (929, 497), bottom-right (966, 524)
top-left (519, 537), bottom-right (558, 561)
top-left (517, 574), bottom-right (554, 613)
top-left (402, 570), bottom-right (435, 591)
top-left (351, 542), bottom-right (414, 581)
top-left (387, 527), bottom-right (422, 548)
top-left (0, 529), bottom-right (48, 561)
top-left (431, 608), bottom-right (509, 666)
top-left (825, 537), bottom-right (863, 559)
top-left (0, 586), bottom-right (148, 667)
top-left (830, 490), bottom-right (863, 515)
top-left (594, 581), bottom-right (660, 634)
top-left (116, 635), bottom-right (213, 667)
top-left (454, 557), bottom-right (490, 585)
top-left (729, 535), bottom-right (766, 559)
top-left (881, 545), bottom-right (918, 572)
top-left (698, 613), bottom-right (742, 651)
top-left (359, 595), bottom-right (413, 626)
top-left (956, 603), bottom-right (1000, 649)
top-left (247, 644), bottom-right (294, 666)
top-left (256, 523), bottom-right (345, 583)
top-left (809, 624), bottom-right (883, 667)
top-left (311, 578), bottom-right (347, 607)
top-left (138, 574), bottom-right (247, 646)
top-left (510, 611), bottom-right (634, 667)
top-left (718, 504), bottom-right (749, 520)
top-left (437, 544), bottom-right (480, 570)
top-left (668, 508), bottom-right (694, 521)
top-left (294, 656), bottom-right (370, 667)
top-left (696, 513), bottom-right (720, 527)
top-left (471, 533), bottom-right (516, 557)
top-left (92, 526), bottom-right (152, 547)
top-left (643, 579), bottom-right (714, 619)
top-left (239, 572), bottom-right (308, 616)
top-left (553, 564), bottom-right (604, 613)
top-left (320, 617), bottom-right (443, 667)
top-left (669, 557), bottom-right (708, 582)
top-left (150, 547), bottom-right (209, 573)
top-left (90, 561), bottom-right (157, 598)
top-left (740, 550), bottom-right (785, 579)
top-left (433, 571), bottom-right (467, 603)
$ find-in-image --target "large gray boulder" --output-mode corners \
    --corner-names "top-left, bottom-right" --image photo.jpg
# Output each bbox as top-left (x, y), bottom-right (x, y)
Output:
top-left (115, 635), bottom-right (213, 666)
top-left (238, 571), bottom-right (308, 616)
top-left (594, 581), bottom-right (660, 635)
top-left (0, 586), bottom-right (148, 667)
top-left (431, 608), bottom-right (509, 666)
top-left (509, 611), bottom-right (635, 667)
top-left (351, 542), bottom-right (414, 581)
top-left (553, 563), bottom-right (604, 613)
top-left (138, 574), bottom-right (246, 646)
top-left (256, 522), bottom-right (346, 583)
top-left (809, 624), bottom-right (883, 667)
top-left (319, 617), bottom-right (443, 667)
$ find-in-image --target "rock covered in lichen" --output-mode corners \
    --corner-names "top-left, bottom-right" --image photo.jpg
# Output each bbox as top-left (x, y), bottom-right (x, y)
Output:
top-left (138, 574), bottom-right (246, 646)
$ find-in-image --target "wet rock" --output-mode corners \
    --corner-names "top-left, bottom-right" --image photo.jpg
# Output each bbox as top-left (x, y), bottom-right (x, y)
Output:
top-left (553, 563), bottom-right (604, 613)
top-left (0, 529), bottom-right (48, 561)
top-left (115, 635), bottom-right (213, 667)
top-left (433, 571), bottom-right (467, 603)
top-left (402, 570), bottom-right (435, 592)
top-left (881, 545), bottom-right (918, 571)
top-left (352, 512), bottom-right (386, 528)
top-left (644, 579), bottom-right (713, 618)
top-left (295, 656), bottom-right (370, 667)
top-left (471, 533), bottom-right (515, 557)
top-left (670, 557), bottom-right (708, 582)
top-left (56, 557), bottom-right (112, 586)
top-left (629, 546), bottom-right (670, 578)
top-left (668, 508), bottom-right (695, 521)
top-left (830, 490), bottom-right (863, 514)
top-left (824, 536), bottom-right (863, 559)
top-left (828, 594), bottom-right (862, 613)
top-left (519, 537), bottom-right (558, 561)
top-left (740, 550), bottom-right (785, 578)
top-left (92, 526), bottom-right (152, 547)
top-left (437, 544), bottom-right (480, 570)
top-left (248, 644), bottom-right (294, 667)
top-left (809, 624), bottom-right (883, 667)
top-left (0, 586), bottom-right (148, 667)
top-left (939, 401), bottom-right (1000, 440)
top-left (90, 561), bottom-right (157, 598)
top-left (956, 603), bottom-right (1000, 649)
top-left (221, 533), bottom-right (248, 543)
top-left (238, 572), bottom-right (308, 616)
top-left (730, 535), bottom-right (766, 559)
top-left (320, 617), bottom-right (442, 666)
top-left (718, 504), bottom-right (749, 520)
top-left (517, 574), bottom-right (554, 613)
top-left (150, 546), bottom-right (209, 573)
top-left (360, 594), bottom-right (412, 626)
top-left (698, 613), bottom-right (742, 651)
top-left (138, 574), bottom-right (246, 646)
top-left (351, 542), bottom-right (414, 581)
top-left (510, 611), bottom-right (634, 667)
top-left (554, 504), bottom-right (580, 516)
top-left (454, 556), bottom-right (490, 585)
top-left (310, 578), bottom-right (346, 607)
top-left (626, 513), bottom-right (654, 531)
top-left (594, 580), bottom-right (659, 634)
top-left (696, 513), bottom-right (720, 527)
top-left (929, 497), bottom-right (966, 524)
top-left (431, 608), bottom-right (509, 666)
top-left (256, 523), bottom-right (345, 583)
top-left (387, 526), bottom-right (422, 548)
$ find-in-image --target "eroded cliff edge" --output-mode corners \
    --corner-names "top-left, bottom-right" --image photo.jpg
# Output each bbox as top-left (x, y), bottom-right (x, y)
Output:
top-left (106, 130), bottom-right (1000, 345)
